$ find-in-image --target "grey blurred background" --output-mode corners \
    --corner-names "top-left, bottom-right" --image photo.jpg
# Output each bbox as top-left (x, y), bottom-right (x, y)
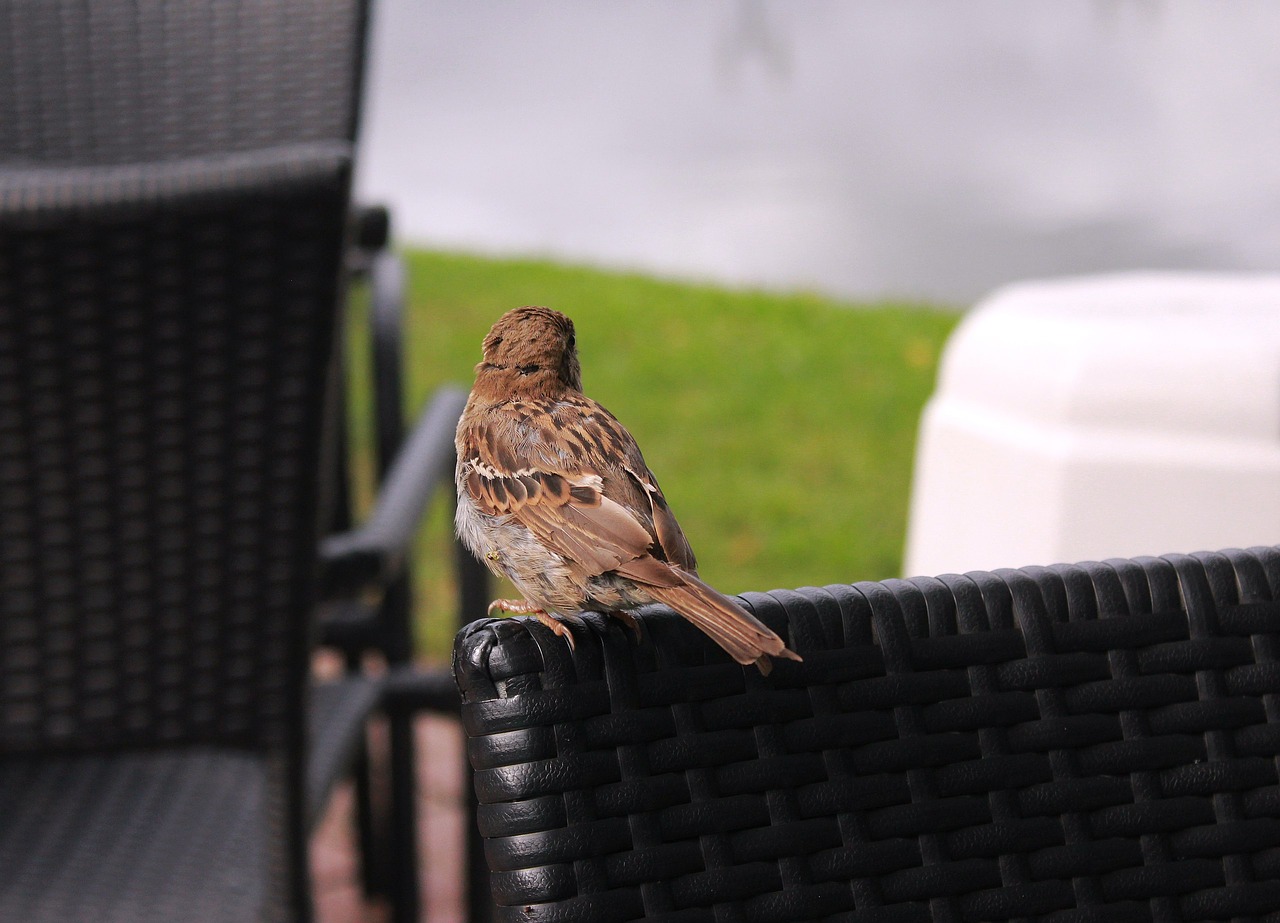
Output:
top-left (354, 1), bottom-right (1280, 305)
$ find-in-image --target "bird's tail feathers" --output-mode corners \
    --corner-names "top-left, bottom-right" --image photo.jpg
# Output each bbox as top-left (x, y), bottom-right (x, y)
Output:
top-left (644, 572), bottom-right (802, 675)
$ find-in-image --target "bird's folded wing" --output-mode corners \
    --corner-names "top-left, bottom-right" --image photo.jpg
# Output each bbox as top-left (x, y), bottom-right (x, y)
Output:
top-left (620, 466), bottom-right (697, 575)
top-left (460, 400), bottom-right (697, 579)
top-left (463, 455), bottom-right (664, 579)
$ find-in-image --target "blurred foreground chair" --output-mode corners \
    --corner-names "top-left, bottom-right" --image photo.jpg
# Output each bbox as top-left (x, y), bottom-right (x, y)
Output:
top-left (456, 547), bottom-right (1280, 922)
top-left (0, 1), bottom-right (488, 920)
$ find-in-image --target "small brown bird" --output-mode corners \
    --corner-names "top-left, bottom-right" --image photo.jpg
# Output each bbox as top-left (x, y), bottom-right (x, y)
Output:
top-left (455, 306), bottom-right (802, 674)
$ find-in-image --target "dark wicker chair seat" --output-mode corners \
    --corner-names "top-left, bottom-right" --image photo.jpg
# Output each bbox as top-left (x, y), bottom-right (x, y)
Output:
top-left (308, 677), bottom-right (385, 824)
top-left (0, 748), bottom-right (272, 921)
top-left (455, 547), bottom-right (1280, 923)
top-left (0, 674), bottom-right (381, 922)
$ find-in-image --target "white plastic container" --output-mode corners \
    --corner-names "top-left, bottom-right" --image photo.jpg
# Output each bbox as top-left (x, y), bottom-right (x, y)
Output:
top-left (904, 273), bottom-right (1280, 577)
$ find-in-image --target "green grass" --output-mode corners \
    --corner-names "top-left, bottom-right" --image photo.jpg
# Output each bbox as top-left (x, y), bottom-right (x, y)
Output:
top-left (364, 250), bottom-right (961, 658)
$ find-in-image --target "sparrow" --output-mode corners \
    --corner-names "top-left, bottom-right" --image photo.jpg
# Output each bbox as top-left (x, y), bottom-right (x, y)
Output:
top-left (454, 306), bottom-right (802, 674)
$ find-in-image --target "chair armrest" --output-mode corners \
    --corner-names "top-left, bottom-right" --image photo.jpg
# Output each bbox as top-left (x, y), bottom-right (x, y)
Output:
top-left (320, 385), bottom-right (468, 598)
top-left (345, 203), bottom-right (392, 277)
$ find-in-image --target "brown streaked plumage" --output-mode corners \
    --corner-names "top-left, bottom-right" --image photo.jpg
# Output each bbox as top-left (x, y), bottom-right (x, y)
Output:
top-left (454, 306), bottom-right (802, 674)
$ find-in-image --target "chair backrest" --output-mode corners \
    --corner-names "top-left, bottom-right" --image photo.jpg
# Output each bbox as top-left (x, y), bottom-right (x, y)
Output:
top-left (455, 547), bottom-right (1280, 923)
top-left (0, 0), bottom-right (368, 756)
top-left (0, 0), bottom-right (367, 165)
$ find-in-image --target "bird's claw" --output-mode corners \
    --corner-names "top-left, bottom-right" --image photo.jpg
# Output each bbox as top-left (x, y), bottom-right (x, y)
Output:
top-left (488, 599), bottom-right (576, 651)
top-left (611, 610), bottom-right (643, 644)
top-left (533, 611), bottom-right (577, 651)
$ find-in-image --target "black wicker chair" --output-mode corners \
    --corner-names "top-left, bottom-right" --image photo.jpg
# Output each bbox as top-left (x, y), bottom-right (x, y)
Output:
top-left (0, 1), bottom-right (485, 920)
top-left (455, 547), bottom-right (1280, 922)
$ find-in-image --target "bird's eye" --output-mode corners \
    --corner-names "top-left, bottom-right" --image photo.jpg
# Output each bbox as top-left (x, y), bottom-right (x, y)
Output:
top-left (567, 334), bottom-right (576, 349)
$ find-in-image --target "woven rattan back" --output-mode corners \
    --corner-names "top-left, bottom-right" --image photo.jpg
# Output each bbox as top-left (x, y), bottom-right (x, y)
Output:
top-left (0, 0), bottom-right (367, 755)
top-left (456, 547), bottom-right (1280, 922)
top-left (0, 167), bottom-right (349, 754)
top-left (0, 0), bottom-right (366, 165)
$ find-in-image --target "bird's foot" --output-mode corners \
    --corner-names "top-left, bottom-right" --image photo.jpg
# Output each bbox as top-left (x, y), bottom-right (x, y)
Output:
top-left (488, 599), bottom-right (575, 651)
top-left (487, 598), bottom-right (546, 617)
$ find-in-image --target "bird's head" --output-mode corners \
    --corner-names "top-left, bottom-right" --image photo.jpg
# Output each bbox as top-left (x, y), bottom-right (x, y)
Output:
top-left (474, 306), bottom-right (583, 398)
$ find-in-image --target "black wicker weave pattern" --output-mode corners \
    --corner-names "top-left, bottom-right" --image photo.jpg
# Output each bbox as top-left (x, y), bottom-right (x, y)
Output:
top-left (455, 547), bottom-right (1280, 923)
top-left (0, 169), bottom-right (350, 754)
top-left (0, 0), bottom-right (363, 165)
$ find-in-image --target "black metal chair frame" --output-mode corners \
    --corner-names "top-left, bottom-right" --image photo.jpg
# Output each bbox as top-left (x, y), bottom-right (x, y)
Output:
top-left (323, 220), bottom-right (493, 921)
top-left (456, 546), bottom-right (1280, 923)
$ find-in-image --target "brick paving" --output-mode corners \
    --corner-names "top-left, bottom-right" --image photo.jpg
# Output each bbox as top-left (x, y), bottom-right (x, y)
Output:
top-left (312, 714), bottom-right (470, 923)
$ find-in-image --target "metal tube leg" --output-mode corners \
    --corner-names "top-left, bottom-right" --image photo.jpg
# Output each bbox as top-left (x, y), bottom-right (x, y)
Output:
top-left (352, 737), bottom-right (385, 897)
top-left (387, 707), bottom-right (420, 923)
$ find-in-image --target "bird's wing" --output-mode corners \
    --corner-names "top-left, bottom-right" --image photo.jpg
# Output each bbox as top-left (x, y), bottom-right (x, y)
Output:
top-left (459, 396), bottom-right (695, 582)
top-left (619, 464), bottom-right (698, 575)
